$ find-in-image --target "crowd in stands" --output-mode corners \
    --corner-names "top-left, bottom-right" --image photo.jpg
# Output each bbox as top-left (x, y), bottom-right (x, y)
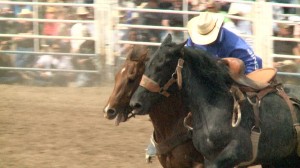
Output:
top-left (0, 0), bottom-right (98, 87)
top-left (0, 0), bottom-right (300, 86)
top-left (118, 0), bottom-right (300, 85)
top-left (271, 1), bottom-right (300, 85)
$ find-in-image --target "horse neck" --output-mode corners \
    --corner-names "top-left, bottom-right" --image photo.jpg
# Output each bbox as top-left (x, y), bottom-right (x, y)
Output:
top-left (181, 58), bottom-right (233, 129)
top-left (149, 92), bottom-right (188, 141)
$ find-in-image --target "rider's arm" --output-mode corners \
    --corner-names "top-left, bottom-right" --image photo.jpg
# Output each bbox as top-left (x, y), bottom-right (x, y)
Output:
top-left (230, 49), bottom-right (261, 74)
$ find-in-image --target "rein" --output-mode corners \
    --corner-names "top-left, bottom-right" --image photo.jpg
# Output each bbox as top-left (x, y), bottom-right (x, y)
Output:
top-left (139, 58), bottom-right (184, 97)
top-left (150, 130), bottom-right (192, 155)
top-left (140, 57), bottom-right (242, 129)
top-left (139, 58), bottom-right (191, 155)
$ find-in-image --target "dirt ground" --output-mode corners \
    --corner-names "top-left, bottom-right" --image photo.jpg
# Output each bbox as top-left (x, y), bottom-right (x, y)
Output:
top-left (0, 84), bottom-right (162, 168)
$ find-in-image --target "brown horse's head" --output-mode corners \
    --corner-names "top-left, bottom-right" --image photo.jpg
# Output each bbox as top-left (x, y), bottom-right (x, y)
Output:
top-left (103, 45), bottom-right (148, 125)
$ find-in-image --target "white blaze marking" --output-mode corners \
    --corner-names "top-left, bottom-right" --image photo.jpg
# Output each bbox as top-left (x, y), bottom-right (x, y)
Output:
top-left (121, 67), bottom-right (126, 74)
top-left (104, 103), bottom-right (110, 113)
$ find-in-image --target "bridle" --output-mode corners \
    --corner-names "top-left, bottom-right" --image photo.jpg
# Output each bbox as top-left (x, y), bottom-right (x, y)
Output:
top-left (138, 57), bottom-right (195, 155)
top-left (139, 57), bottom-right (242, 129)
top-left (139, 58), bottom-right (185, 97)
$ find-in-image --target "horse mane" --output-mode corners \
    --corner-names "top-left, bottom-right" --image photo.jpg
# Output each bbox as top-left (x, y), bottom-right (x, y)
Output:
top-left (127, 45), bottom-right (148, 61)
top-left (183, 47), bottom-right (232, 95)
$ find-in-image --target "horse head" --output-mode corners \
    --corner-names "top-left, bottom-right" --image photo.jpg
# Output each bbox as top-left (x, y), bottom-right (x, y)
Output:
top-left (103, 45), bottom-right (148, 125)
top-left (130, 34), bottom-right (186, 115)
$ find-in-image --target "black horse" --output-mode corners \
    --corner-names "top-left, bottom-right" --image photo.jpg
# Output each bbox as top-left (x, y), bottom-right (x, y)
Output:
top-left (130, 34), bottom-right (300, 167)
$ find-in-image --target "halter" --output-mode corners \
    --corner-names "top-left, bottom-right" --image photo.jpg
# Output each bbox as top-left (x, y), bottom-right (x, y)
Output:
top-left (139, 58), bottom-right (184, 97)
top-left (140, 57), bottom-right (242, 128)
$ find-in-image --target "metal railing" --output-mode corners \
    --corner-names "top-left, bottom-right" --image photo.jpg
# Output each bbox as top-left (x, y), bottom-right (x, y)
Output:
top-left (114, 0), bottom-right (300, 80)
top-left (0, 0), bottom-right (300, 81)
top-left (0, 0), bottom-right (101, 74)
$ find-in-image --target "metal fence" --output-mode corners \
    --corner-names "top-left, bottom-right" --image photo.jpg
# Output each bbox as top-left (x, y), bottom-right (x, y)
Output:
top-left (0, 0), bottom-right (300, 85)
top-left (114, 0), bottom-right (300, 79)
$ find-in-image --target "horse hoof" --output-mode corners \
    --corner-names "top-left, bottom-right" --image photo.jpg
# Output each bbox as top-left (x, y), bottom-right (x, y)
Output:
top-left (146, 155), bottom-right (152, 163)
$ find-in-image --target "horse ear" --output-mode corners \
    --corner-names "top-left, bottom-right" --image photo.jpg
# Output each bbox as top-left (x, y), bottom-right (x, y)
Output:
top-left (127, 64), bottom-right (137, 80)
top-left (126, 45), bottom-right (135, 60)
top-left (171, 40), bottom-right (187, 53)
top-left (161, 33), bottom-right (172, 45)
top-left (141, 49), bottom-right (149, 61)
top-left (178, 40), bottom-right (187, 48)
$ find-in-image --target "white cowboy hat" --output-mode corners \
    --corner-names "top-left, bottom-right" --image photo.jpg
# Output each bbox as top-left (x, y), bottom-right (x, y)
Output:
top-left (187, 12), bottom-right (224, 45)
top-left (76, 7), bottom-right (89, 15)
top-left (18, 8), bottom-right (33, 16)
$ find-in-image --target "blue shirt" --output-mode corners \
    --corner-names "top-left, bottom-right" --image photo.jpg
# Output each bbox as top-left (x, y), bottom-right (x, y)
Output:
top-left (186, 27), bottom-right (262, 74)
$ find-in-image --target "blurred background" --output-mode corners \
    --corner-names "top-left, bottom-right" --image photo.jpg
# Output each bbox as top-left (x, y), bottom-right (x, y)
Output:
top-left (0, 0), bottom-right (299, 91)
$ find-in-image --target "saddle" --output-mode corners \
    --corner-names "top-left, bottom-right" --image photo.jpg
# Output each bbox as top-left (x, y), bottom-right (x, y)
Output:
top-left (222, 58), bottom-right (276, 90)
top-left (222, 58), bottom-right (300, 166)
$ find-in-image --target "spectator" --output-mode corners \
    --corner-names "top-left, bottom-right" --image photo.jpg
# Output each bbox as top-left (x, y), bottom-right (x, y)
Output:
top-left (42, 6), bottom-right (60, 45)
top-left (0, 41), bottom-right (24, 84)
top-left (275, 60), bottom-right (300, 85)
top-left (32, 42), bottom-right (73, 86)
top-left (120, 0), bottom-right (138, 24)
top-left (161, 0), bottom-right (186, 43)
top-left (273, 23), bottom-right (300, 84)
top-left (70, 7), bottom-right (93, 53)
top-left (12, 3), bottom-right (32, 17)
top-left (204, 0), bottom-right (231, 23)
top-left (72, 40), bottom-right (98, 87)
top-left (0, 6), bottom-right (15, 42)
top-left (120, 29), bottom-right (139, 56)
top-left (55, 8), bottom-right (73, 53)
top-left (270, 0), bottom-right (297, 14)
top-left (205, 0), bottom-right (222, 13)
top-left (223, 2), bottom-right (253, 48)
top-left (13, 9), bottom-right (35, 68)
top-left (189, 0), bottom-right (202, 11)
top-left (138, 0), bottom-right (162, 43)
top-left (293, 24), bottom-right (300, 57)
top-left (273, 23), bottom-right (298, 60)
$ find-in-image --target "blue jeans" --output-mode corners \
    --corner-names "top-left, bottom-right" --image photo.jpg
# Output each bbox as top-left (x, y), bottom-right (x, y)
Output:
top-left (15, 47), bottom-right (34, 67)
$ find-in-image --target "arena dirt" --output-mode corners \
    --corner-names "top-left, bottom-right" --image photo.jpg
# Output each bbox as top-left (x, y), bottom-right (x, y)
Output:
top-left (0, 84), bottom-right (162, 168)
top-left (0, 84), bottom-right (262, 168)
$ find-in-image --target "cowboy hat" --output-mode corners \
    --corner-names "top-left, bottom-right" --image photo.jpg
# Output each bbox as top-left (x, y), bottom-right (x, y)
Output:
top-left (187, 12), bottom-right (224, 45)
top-left (46, 6), bottom-right (57, 13)
top-left (76, 7), bottom-right (89, 15)
top-left (18, 8), bottom-right (33, 16)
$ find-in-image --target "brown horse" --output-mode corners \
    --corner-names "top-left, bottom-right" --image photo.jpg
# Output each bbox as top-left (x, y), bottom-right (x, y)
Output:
top-left (103, 45), bottom-right (204, 168)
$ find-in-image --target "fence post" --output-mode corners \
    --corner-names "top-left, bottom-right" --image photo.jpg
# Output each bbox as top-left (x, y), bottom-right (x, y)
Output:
top-left (104, 0), bottom-right (116, 66)
top-left (252, 0), bottom-right (273, 68)
top-left (96, 0), bottom-right (117, 82)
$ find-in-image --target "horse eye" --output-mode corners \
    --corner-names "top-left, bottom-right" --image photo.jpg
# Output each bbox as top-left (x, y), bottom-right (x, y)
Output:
top-left (127, 73), bottom-right (136, 83)
top-left (128, 78), bottom-right (135, 83)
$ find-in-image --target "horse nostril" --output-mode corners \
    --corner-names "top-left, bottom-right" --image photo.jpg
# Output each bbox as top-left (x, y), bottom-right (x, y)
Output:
top-left (134, 103), bottom-right (142, 109)
top-left (107, 108), bottom-right (117, 116)
top-left (130, 102), bottom-right (142, 114)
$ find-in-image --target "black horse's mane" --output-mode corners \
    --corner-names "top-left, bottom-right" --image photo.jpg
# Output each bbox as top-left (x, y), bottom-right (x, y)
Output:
top-left (183, 47), bottom-right (232, 94)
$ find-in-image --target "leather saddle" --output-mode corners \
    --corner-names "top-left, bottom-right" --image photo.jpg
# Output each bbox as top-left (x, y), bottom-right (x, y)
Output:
top-left (221, 58), bottom-right (277, 90)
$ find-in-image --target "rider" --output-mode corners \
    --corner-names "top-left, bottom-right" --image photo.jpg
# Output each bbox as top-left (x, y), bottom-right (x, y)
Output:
top-left (186, 12), bottom-right (262, 74)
